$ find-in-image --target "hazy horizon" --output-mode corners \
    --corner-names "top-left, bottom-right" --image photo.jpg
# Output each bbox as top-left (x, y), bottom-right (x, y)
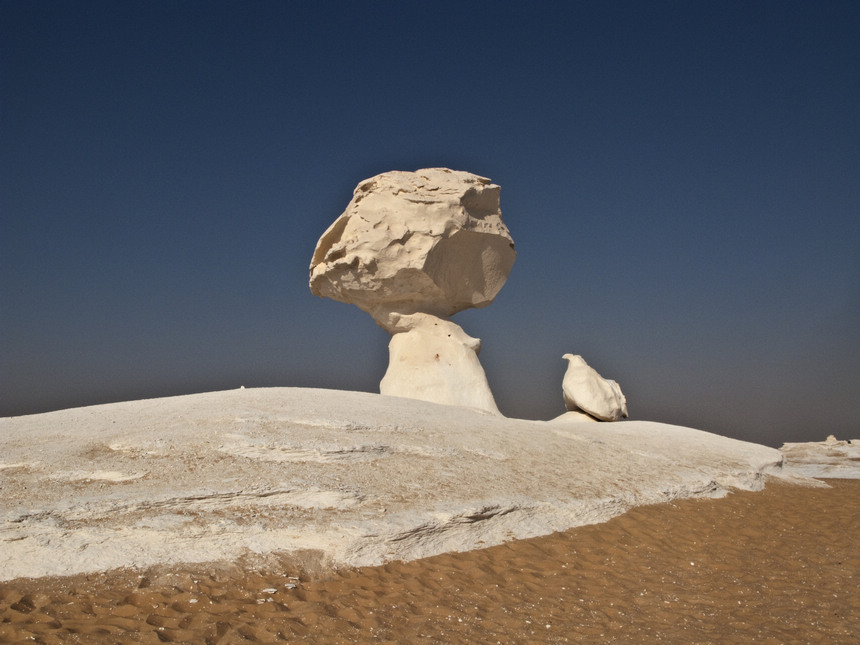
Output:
top-left (2, 1), bottom-right (858, 448)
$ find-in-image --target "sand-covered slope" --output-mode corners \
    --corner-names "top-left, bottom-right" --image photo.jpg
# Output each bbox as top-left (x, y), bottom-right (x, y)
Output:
top-left (1, 387), bottom-right (804, 581)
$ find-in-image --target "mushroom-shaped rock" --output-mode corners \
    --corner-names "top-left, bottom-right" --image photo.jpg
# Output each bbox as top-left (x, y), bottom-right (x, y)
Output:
top-left (561, 354), bottom-right (628, 421)
top-left (309, 168), bottom-right (516, 333)
top-left (309, 169), bottom-right (515, 415)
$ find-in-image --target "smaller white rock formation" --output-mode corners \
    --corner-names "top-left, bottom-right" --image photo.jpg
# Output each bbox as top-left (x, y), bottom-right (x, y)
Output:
top-left (309, 168), bottom-right (515, 414)
top-left (561, 354), bottom-right (628, 421)
top-left (780, 435), bottom-right (860, 479)
top-left (550, 410), bottom-right (600, 423)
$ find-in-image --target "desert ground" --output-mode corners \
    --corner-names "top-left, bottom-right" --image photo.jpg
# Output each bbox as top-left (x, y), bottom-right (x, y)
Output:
top-left (2, 388), bottom-right (857, 643)
top-left (1, 479), bottom-right (857, 644)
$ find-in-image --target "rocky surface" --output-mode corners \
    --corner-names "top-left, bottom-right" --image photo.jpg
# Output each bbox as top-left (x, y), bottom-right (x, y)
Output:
top-left (561, 353), bottom-right (628, 421)
top-left (780, 435), bottom-right (860, 479)
top-left (309, 168), bottom-right (515, 414)
top-left (379, 314), bottom-right (500, 414)
top-left (0, 387), bottom-right (804, 581)
top-left (309, 168), bottom-right (516, 332)
top-left (548, 409), bottom-right (600, 423)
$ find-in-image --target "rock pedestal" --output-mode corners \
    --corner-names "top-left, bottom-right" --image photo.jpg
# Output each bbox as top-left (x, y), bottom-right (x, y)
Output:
top-left (379, 314), bottom-right (500, 414)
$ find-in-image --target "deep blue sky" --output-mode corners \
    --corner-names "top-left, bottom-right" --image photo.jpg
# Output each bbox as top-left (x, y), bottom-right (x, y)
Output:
top-left (2, 1), bottom-right (858, 446)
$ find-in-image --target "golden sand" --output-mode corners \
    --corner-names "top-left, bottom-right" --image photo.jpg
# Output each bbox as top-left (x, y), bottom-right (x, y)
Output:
top-left (2, 479), bottom-right (857, 644)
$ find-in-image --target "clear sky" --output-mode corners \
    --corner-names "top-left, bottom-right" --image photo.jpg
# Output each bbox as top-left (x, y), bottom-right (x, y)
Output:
top-left (2, 1), bottom-right (858, 447)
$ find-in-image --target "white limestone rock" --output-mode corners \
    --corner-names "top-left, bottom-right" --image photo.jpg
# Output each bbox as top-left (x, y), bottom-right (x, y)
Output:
top-left (0, 387), bottom-right (796, 581)
top-left (548, 410), bottom-right (600, 423)
top-left (780, 435), bottom-right (860, 479)
top-left (309, 168), bottom-right (516, 333)
top-left (562, 354), bottom-right (628, 422)
top-left (309, 168), bottom-right (514, 413)
top-left (379, 314), bottom-right (499, 415)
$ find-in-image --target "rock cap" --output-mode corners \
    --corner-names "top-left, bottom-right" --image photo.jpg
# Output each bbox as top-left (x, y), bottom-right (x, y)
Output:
top-left (309, 168), bottom-right (516, 332)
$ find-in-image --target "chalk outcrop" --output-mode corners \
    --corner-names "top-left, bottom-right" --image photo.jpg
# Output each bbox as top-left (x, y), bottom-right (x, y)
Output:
top-left (309, 168), bottom-right (515, 414)
top-left (379, 314), bottom-right (499, 414)
top-left (309, 168), bottom-right (515, 332)
top-left (0, 387), bottom-right (794, 581)
top-left (780, 435), bottom-right (860, 479)
top-left (561, 353), bottom-right (628, 421)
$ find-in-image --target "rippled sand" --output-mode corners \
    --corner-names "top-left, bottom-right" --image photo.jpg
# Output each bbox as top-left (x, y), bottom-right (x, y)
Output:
top-left (2, 479), bottom-right (857, 644)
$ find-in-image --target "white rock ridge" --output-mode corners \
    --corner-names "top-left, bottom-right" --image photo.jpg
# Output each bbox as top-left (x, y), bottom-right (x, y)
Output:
top-left (0, 387), bottom-right (800, 581)
top-left (780, 435), bottom-right (860, 479)
top-left (309, 168), bottom-right (515, 414)
top-left (561, 353), bottom-right (628, 421)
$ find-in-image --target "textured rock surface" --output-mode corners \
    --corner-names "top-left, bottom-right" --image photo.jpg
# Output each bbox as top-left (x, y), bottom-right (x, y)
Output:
top-left (379, 314), bottom-right (499, 414)
top-left (549, 409), bottom-right (600, 423)
top-left (0, 387), bottom-right (797, 581)
top-left (562, 354), bottom-right (628, 421)
top-left (309, 168), bottom-right (516, 332)
top-left (309, 168), bottom-right (514, 413)
top-left (780, 435), bottom-right (860, 479)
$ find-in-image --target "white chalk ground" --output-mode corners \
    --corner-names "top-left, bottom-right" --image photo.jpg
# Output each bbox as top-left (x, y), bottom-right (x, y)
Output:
top-left (780, 435), bottom-right (860, 479)
top-left (0, 387), bottom-right (822, 581)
